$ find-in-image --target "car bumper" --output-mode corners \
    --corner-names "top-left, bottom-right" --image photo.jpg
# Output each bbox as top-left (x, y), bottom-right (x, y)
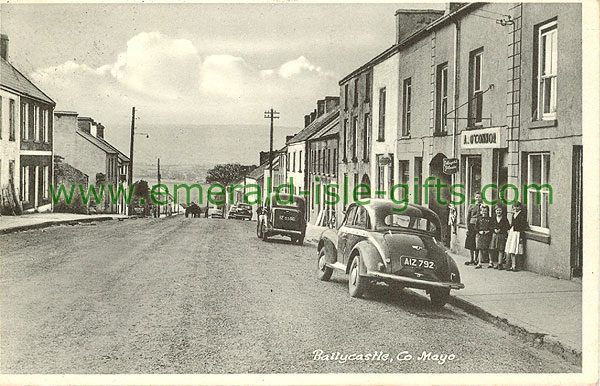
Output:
top-left (366, 270), bottom-right (465, 290)
top-left (266, 226), bottom-right (304, 235)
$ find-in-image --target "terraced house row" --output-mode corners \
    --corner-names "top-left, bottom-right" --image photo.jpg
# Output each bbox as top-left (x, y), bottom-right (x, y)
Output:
top-left (280, 3), bottom-right (582, 280)
top-left (0, 34), bottom-right (130, 216)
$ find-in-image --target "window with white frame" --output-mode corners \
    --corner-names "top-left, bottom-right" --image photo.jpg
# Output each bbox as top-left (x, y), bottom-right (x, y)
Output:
top-left (298, 151), bottom-right (302, 172)
top-left (43, 165), bottom-right (49, 199)
top-left (536, 21), bottom-right (557, 120)
top-left (21, 102), bottom-right (29, 141)
top-left (402, 78), bottom-right (412, 136)
top-left (378, 88), bottom-right (386, 141)
top-left (352, 115), bottom-right (358, 159)
top-left (527, 152), bottom-right (551, 232)
top-left (435, 63), bottom-right (448, 134)
top-left (33, 105), bottom-right (40, 141)
top-left (292, 152), bottom-right (296, 172)
top-left (9, 99), bottom-right (15, 141)
top-left (43, 109), bottom-right (49, 142)
top-left (469, 49), bottom-right (484, 126)
top-left (21, 165), bottom-right (30, 202)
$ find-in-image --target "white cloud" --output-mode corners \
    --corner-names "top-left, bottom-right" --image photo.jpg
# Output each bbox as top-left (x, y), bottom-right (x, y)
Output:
top-left (30, 32), bottom-right (338, 128)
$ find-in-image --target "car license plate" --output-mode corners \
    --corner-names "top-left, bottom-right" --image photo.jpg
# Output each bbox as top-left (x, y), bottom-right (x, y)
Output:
top-left (402, 257), bottom-right (435, 270)
top-left (279, 215), bottom-right (296, 221)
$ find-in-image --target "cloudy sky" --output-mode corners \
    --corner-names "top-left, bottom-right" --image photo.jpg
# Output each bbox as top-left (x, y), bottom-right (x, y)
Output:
top-left (1, 3), bottom-right (443, 164)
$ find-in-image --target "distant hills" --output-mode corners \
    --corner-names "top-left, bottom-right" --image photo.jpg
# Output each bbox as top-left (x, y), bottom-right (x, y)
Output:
top-left (104, 123), bottom-right (301, 170)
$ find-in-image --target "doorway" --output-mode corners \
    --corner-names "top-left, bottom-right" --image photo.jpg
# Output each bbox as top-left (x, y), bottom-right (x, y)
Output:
top-left (429, 153), bottom-right (452, 246)
top-left (571, 146), bottom-right (582, 278)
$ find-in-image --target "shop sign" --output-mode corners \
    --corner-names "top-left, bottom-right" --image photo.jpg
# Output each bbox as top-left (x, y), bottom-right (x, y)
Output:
top-left (443, 158), bottom-right (459, 175)
top-left (461, 127), bottom-right (504, 149)
top-left (379, 155), bottom-right (392, 166)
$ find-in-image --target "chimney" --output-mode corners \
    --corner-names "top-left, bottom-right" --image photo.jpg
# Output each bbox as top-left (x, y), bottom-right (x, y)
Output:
top-left (77, 119), bottom-right (92, 134)
top-left (325, 96), bottom-right (340, 113)
top-left (395, 10), bottom-right (444, 44)
top-left (310, 109), bottom-right (317, 123)
top-left (96, 123), bottom-right (105, 139)
top-left (304, 114), bottom-right (311, 127)
top-left (445, 3), bottom-right (466, 15)
top-left (286, 135), bottom-right (294, 143)
top-left (259, 151), bottom-right (271, 165)
top-left (317, 100), bottom-right (326, 117)
top-left (1, 34), bottom-right (8, 61)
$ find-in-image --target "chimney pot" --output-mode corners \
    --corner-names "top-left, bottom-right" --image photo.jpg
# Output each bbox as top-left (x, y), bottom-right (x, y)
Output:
top-left (1, 34), bottom-right (9, 61)
top-left (317, 100), bottom-right (326, 117)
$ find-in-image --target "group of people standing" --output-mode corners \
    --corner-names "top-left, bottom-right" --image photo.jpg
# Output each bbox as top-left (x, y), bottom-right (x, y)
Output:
top-left (464, 193), bottom-right (529, 271)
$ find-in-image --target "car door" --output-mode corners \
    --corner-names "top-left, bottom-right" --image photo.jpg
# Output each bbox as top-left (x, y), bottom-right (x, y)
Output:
top-left (337, 204), bottom-right (357, 263)
top-left (343, 206), bottom-right (371, 264)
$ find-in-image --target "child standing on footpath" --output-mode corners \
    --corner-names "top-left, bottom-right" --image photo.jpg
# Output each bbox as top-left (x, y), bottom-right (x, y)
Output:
top-left (490, 206), bottom-right (510, 269)
top-left (474, 205), bottom-right (492, 269)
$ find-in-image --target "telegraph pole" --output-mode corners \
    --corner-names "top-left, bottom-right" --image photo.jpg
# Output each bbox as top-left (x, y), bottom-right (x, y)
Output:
top-left (264, 108), bottom-right (280, 193)
top-left (157, 157), bottom-right (161, 218)
top-left (128, 107), bottom-right (136, 215)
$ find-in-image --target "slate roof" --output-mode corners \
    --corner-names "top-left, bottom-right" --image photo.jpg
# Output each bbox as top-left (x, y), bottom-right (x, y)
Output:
top-left (96, 136), bottom-right (130, 163)
top-left (0, 57), bottom-right (55, 105)
top-left (247, 162), bottom-right (267, 180)
top-left (309, 113), bottom-right (339, 141)
top-left (77, 130), bottom-right (118, 154)
top-left (287, 107), bottom-right (339, 145)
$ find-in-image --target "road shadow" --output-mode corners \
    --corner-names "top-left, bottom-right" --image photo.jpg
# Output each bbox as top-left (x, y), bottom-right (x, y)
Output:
top-left (327, 275), bottom-right (457, 319)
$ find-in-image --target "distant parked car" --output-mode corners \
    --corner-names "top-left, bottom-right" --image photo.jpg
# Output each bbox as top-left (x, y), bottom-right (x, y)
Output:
top-left (228, 203), bottom-right (252, 220)
top-left (257, 193), bottom-right (306, 245)
top-left (316, 199), bottom-right (464, 308)
top-left (208, 206), bottom-right (224, 218)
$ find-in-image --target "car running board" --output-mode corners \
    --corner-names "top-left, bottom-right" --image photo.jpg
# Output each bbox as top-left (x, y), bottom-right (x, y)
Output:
top-left (325, 262), bottom-right (346, 271)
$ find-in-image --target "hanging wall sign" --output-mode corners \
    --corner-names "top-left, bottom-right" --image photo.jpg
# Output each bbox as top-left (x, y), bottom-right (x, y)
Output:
top-left (443, 158), bottom-right (459, 175)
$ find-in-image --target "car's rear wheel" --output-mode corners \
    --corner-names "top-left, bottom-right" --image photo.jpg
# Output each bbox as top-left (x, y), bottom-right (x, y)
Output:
top-left (430, 288), bottom-right (450, 308)
top-left (261, 223), bottom-right (269, 242)
top-left (348, 255), bottom-right (367, 298)
top-left (317, 248), bottom-right (333, 281)
top-left (256, 221), bottom-right (263, 239)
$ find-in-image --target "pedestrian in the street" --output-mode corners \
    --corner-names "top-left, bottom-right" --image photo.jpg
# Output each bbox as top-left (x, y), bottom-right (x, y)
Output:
top-left (504, 201), bottom-right (528, 271)
top-left (490, 205), bottom-right (510, 269)
top-left (474, 204), bottom-right (492, 269)
top-left (464, 192), bottom-right (482, 265)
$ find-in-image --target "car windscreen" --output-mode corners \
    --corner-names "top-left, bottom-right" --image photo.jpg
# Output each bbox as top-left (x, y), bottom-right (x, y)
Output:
top-left (238, 204), bottom-right (252, 210)
top-left (376, 212), bottom-right (437, 234)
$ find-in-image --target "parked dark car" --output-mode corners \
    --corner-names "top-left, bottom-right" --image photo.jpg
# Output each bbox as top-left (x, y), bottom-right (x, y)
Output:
top-left (257, 193), bottom-right (306, 245)
top-left (228, 203), bottom-right (252, 220)
top-left (316, 199), bottom-right (464, 307)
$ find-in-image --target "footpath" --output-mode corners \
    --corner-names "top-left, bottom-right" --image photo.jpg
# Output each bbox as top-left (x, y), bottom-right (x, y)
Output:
top-left (0, 212), bottom-right (128, 234)
top-left (305, 224), bottom-right (582, 366)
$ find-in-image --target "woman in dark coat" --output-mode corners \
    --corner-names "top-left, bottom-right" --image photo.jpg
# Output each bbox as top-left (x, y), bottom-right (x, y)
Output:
top-left (504, 202), bottom-right (529, 271)
top-left (490, 206), bottom-right (511, 269)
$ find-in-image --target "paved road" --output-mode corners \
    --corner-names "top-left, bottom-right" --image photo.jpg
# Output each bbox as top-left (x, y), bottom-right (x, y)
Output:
top-left (0, 216), bottom-right (580, 373)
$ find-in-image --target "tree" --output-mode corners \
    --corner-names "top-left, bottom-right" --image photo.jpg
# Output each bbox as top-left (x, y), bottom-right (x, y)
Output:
top-left (205, 163), bottom-right (255, 187)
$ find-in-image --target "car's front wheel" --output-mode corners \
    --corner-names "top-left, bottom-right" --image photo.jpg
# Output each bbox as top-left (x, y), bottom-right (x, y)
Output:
top-left (429, 288), bottom-right (450, 308)
top-left (317, 248), bottom-right (333, 281)
top-left (348, 254), bottom-right (368, 298)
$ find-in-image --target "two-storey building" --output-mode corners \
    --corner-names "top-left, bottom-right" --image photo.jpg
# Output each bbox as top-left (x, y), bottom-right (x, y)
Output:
top-left (1, 34), bottom-right (55, 214)
top-left (307, 107), bottom-right (339, 225)
top-left (53, 112), bottom-right (130, 214)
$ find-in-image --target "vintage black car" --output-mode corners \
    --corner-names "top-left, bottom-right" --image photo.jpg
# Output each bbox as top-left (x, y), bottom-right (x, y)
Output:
top-left (257, 193), bottom-right (306, 245)
top-left (316, 199), bottom-right (464, 307)
top-left (228, 203), bottom-right (252, 220)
